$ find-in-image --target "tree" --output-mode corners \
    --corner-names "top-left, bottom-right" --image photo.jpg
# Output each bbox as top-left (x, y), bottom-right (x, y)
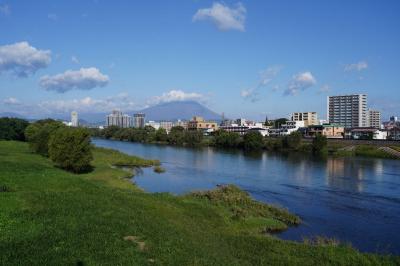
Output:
top-left (274, 118), bottom-right (288, 128)
top-left (184, 130), bottom-right (203, 146)
top-left (312, 134), bottom-right (327, 154)
top-left (282, 131), bottom-right (303, 150)
top-left (214, 130), bottom-right (241, 148)
top-left (25, 119), bottom-right (64, 156)
top-left (168, 126), bottom-right (185, 145)
top-left (103, 126), bottom-right (120, 139)
top-left (155, 128), bottom-right (168, 142)
top-left (48, 127), bottom-right (93, 173)
top-left (0, 117), bottom-right (29, 141)
top-left (243, 131), bottom-right (264, 150)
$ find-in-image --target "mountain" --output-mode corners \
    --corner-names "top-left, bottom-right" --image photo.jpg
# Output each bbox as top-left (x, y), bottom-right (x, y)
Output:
top-left (0, 112), bottom-right (26, 119)
top-left (139, 101), bottom-right (221, 121)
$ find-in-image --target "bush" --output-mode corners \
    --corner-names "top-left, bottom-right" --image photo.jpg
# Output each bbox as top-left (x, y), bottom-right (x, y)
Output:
top-left (25, 119), bottom-right (65, 156)
top-left (213, 130), bottom-right (241, 148)
top-left (0, 117), bottom-right (29, 141)
top-left (312, 134), bottom-right (327, 154)
top-left (153, 165), bottom-right (166, 173)
top-left (243, 131), bottom-right (264, 150)
top-left (48, 127), bottom-right (93, 173)
top-left (184, 130), bottom-right (203, 146)
top-left (282, 131), bottom-right (303, 150)
top-left (155, 128), bottom-right (168, 142)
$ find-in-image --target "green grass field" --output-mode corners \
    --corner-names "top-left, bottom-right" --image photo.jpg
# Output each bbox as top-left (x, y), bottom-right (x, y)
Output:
top-left (0, 141), bottom-right (399, 265)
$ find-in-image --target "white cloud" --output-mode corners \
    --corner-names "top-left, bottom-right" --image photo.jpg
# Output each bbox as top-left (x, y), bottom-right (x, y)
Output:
top-left (47, 13), bottom-right (58, 21)
top-left (3, 97), bottom-right (20, 105)
top-left (285, 71), bottom-right (316, 96)
top-left (39, 67), bottom-right (109, 93)
top-left (148, 90), bottom-right (206, 105)
top-left (0, 42), bottom-right (51, 77)
top-left (0, 4), bottom-right (10, 15)
top-left (71, 56), bottom-right (79, 64)
top-left (193, 2), bottom-right (246, 31)
top-left (241, 66), bottom-right (282, 101)
top-left (38, 93), bottom-right (137, 114)
top-left (344, 61), bottom-right (368, 72)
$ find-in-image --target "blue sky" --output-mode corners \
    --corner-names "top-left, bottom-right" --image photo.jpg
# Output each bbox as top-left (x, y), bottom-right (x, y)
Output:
top-left (0, 0), bottom-right (399, 120)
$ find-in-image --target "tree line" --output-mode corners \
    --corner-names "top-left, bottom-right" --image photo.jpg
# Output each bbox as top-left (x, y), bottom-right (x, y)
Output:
top-left (0, 117), bottom-right (93, 173)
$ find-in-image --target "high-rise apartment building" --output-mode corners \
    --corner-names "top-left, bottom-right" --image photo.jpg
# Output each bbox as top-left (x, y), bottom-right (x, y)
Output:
top-left (133, 113), bottom-right (145, 128)
top-left (327, 94), bottom-right (368, 128)
top-left (368, 109), bottom-right (381, 129)
top-left (106, 110), bottom-right (132, 128)
top-left (71, 111), bottom-right (78, 127)
top-left (291, 112), bottom-right (318, 127)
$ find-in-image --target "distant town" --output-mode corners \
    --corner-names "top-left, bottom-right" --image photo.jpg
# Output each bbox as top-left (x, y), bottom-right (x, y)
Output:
top-left (65, 93), bottom-right (400, 141)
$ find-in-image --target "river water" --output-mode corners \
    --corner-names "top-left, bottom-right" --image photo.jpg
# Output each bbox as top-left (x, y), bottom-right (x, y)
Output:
top-left (93, 138), bottom-right (400, 254)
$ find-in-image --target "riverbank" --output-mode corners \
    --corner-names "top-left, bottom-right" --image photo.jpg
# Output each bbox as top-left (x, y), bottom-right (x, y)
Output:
top-left (1, 141), bottom-right (399, 265)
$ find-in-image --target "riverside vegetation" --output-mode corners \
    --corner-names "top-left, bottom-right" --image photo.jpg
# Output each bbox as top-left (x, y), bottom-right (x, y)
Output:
top-left (1, 141), bottom-right (400, 265)
top-left (1, 120), bottom-right (399, 264)
top-left (91, 126), bottom-right (400, 159)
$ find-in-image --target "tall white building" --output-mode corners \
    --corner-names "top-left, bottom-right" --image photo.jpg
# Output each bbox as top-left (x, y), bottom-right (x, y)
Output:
top-left (133, 113), bottom-right (145, 128)
top-left (106, 110), bottom-right (132, 128)
top-left (291, 112), bottom-right (318, 127)
top-left (367, 110), bottom-right (381, 129)
top-left (71, 111), bottom-right (78, 127)
top-left (327, 94), bottom-right (368, 128)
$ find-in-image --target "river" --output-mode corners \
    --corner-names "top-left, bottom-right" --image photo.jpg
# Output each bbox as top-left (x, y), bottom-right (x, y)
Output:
top-left (93, 138), bottom-right (400, 254)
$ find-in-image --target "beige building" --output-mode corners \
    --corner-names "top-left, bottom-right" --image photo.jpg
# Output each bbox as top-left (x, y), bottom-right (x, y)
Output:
top-left (308, 124), bottom-right (344, 139)
top-left (367, 110), bottom-right (381, 129)
top-left (291, 112), bottom-right (318, 127)
top-left (187, 116), bottom-right (218, 131)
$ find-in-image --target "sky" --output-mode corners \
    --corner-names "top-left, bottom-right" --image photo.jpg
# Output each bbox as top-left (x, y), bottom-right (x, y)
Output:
top-left (0, 0), bottom-right (399, 121)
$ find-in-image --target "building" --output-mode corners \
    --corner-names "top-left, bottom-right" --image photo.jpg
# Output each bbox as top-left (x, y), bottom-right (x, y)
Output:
top-left (291, 112), bottom-right (318, 127)
top-left (348, 128), bottom-right (388, 140)
top-left (106, 110), bottom-right (132, 128)
top-left (174, 120), bottom-right (188, 130)
top-left (187, 116), bottom-right (218, 131)
top-left (159, 121), bottom-right (174, 132)
top-left (71, 111), bottom-right (78, 127)
top-left (133, 113), bottom-right (145, 128)
top-left (367, 110), bottom-right (381, 129)
top-left (279, 121), bottom-right (305, 136)
top-left (307, 124), bottom-right (345, 139)
top-left (327, 94), bottom-right (368, 128)
top-left (146, 121), bottom-right (160, 130)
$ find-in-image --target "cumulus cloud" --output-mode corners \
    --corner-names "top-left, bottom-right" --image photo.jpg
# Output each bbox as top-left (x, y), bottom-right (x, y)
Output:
top-left (0, 42), bottom-right (51, 77)
top-left (284, 71), bottom-right (316, 96)
top-left (39, 67), bottom-right (109, 93)
top-left (3, 97), bottom-right (20, 105)
top-left (344, 61), bottom-right (368, 72)
top-left (318, 84), bottom-right (331, 94)
top-left (0, 4), bottom-right (10, 15)
top-left (38, 93), bottom-right (137, 114)
top-left (193, 2), bottom-right (246, 31)
top-left (148, 90), bottom-right (206, 105)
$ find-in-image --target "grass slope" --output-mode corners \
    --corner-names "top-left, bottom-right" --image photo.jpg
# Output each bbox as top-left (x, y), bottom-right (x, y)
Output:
top-left (0, 141), bottom-right (398, 265)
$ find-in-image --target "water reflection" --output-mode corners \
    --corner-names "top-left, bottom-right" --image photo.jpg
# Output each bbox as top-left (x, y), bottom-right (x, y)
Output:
top-left (92, 138), bottom-right (400, 254)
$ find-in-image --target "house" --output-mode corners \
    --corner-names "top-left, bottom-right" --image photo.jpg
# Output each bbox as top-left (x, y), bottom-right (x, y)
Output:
top-left (349, 127), bottom-right (388, 140)
top-left (307, 124), bottom-right (344, 139)
top-left (187, 116), bottom-right (218, 132)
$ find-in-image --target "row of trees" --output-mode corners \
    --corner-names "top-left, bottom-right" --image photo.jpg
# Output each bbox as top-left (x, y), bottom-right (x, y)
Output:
top-left (0, 117), bottom-right (29, 141)
top-left (25, 119), bottom-right (93, 173)
top-left (92, 126), bottom-right (204, 146)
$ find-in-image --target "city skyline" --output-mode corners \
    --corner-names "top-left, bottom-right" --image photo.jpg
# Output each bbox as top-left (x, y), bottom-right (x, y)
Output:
top-left (1, 1), bottom-right (400, 120)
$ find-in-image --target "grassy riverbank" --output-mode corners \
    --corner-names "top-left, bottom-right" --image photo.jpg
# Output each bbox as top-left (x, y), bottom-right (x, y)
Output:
top-left (1, 141), bottom-right (399, 265)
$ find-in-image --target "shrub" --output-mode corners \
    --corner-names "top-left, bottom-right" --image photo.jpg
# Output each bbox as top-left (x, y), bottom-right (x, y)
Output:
top-left (155, 128), bottom-right (168, 142)
top-left (0, 117), bottom-right (29, 141)
top-left (243, 131), bottom-right (264, 150)
top-left (48, 127), bottom-right (93, 173)
top-left (25, 119), bottom-right (65, 156)
top-left (153, 165), bottom-right (166, 173)
top-left (282, 131), bottom-right (303, 150)
top-left (312, 134), bottom-right (327, 154)
top-left (213, 130), bottom-right (241, 148)
top-left (184, 130), bottom-right (203, 146)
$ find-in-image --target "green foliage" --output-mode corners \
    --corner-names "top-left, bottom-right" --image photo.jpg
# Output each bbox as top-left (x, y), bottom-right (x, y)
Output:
top-left (25, 119), bottom-right (65, 156)
top-left (355, 145), bottom-right (396, 159)
top-left (153, 165), bottom-right (166, 173)
top-left (1, 141), bottom-right (399, 265)
top-left (282, 131), bottom-right (303, 150)
top-left (243, 131), bottom-right (264, 150)
top-left (0, 117), bottom-right (29, 141)
top-left (274, 118), bottom-right (288, 128)
top-left (48, 127), bottom-right (93, 173)
top-left (312, 134), bottom-right (328, 154)
top-left (103, 125), bottom-right (120, 139)
top-left (155, 128), bottom-right (168, 142)
top-left (213, 130), bottom-right (242, 148)
top-left (184, 130), bottom-right (204, 146)
top-left (168, 126), bottom-right (185, 145)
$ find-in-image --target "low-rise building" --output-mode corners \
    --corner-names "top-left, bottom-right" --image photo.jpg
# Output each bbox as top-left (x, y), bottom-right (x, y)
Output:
top-left (188, 116), bottom-right (218, 131)
top-left (279, 121), bottom-right (305, 136)
top-left (291, 112), bottom-right (318, 127)
top-left (349, 127), bottom-right (388, 140)
top-left (307, 124), bottom-right (344, 139)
